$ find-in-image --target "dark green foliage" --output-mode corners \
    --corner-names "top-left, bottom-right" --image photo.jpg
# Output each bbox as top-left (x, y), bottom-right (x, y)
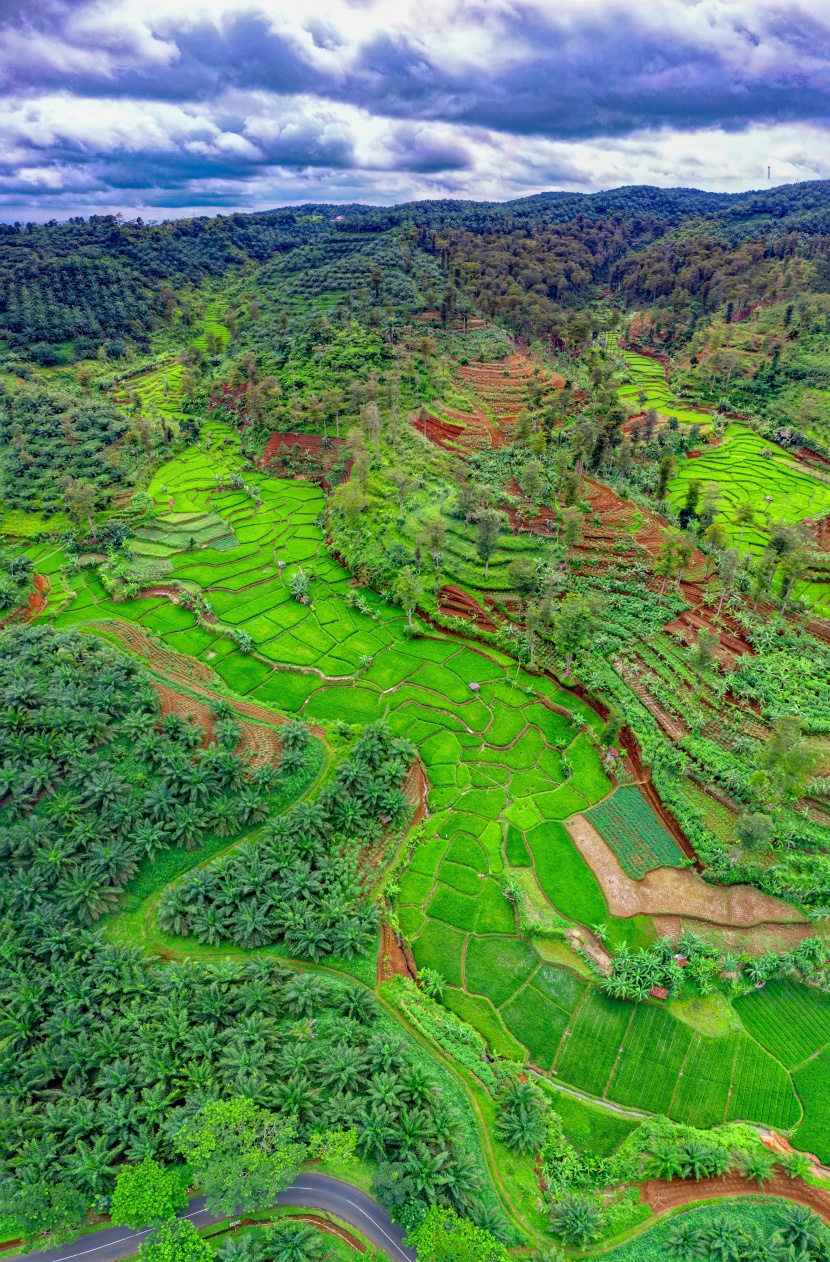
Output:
top-left (0, 917), bottom-right (478, 1233)
top-left (0, 384), bottom-right (129, 512)
top-left (496, 1079), bottom-right (549, 1155)
top-left (587, 786), bottom-right (685, 878)
top-left (0, 547), bottom-right (32, 613)
top-left (0, 626), bottom-right (282, 930)
top-left (160, 721), bottom-right (414, 960)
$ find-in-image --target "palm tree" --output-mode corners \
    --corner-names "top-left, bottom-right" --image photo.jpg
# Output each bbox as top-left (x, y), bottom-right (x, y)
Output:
top-left (283, 972), bottom-right (329, 1018)
top-left (666, 1219), bottom-right (703, 1262)
top-left (357, 1107), bottom-right (395, 1160)
top-left (264, 1221), bottom-right (326, 1262)
top-left (404, 1144), bottom-right (449, 1203)
top-left (700, 1214), bottom-right (746, 1262)
top-left (550, 1193), bottom-right (604, 1247)
top-left (778, 1204), bottom-right (825, 1254)
top-left (441, 1150), bottom-right (483, 1213)
top-left (65, 1135), bottom-right (123, 1195)
top-left (649, 1140), bottom-right (686, 1181)
top-left (368, 1071), bottom-right (404, 1113)
top-left (322, 1045), bottom-right (367, 1093)
top-left (737, 1148), bottom-right (777, 1186)
top-left (230, 902), bottom-right (274, 950)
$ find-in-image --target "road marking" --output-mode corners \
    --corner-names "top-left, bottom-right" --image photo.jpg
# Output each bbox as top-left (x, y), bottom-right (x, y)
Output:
top-left (290, 1186), bottom-right (411, 1255)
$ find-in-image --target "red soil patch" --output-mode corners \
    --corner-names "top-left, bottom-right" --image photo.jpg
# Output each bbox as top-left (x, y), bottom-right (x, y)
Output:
top-left (664, 607), bottom-right (754, 667)
top-left (437, 584), bottom-right (498, 632)
top-left (2, 572), bottom-right (50, 628)
top-left (260, 432), bottom-right (348, 486)
top-left (27, 573), bottom-right (49, 619)
top-left (139, 585), bottom-right (183, 601)
top-left (640, 1173), bottom-right (830, 1223)
top-left (153, 682), bottom-right (282, 767)
top-left (378, 921), bottom-right (417, 985)
top-left (795, 446), bottom-right (830, 470)
top-left (409, 410), bottom-right (478, 451)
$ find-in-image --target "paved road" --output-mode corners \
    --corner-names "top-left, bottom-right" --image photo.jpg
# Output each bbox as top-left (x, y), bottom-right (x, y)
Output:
top-left (3, 1175), bottom-right (417, 1262)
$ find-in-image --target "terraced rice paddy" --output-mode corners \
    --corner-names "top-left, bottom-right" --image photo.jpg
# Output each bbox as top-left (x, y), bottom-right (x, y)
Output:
top-left (667, 424), bottom-right (830, 615)
top-left (27, 419), bottom-right (830, 1152)
top-left (112, 360), bottom-right (186, 416)
top-left (619, 351), bottom-right (713, 428)
top-left (111, 303), bottom-right (230, 417)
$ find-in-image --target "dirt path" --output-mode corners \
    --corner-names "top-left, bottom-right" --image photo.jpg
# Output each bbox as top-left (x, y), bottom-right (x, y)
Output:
top-left (640, 1172), bottom-right (830, 1223)
top-left (564, 814), bottom-right (807, 929)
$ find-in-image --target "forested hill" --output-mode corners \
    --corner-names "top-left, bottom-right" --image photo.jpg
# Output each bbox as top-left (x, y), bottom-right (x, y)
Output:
top-left (4, 179), bottom-right (830, 364)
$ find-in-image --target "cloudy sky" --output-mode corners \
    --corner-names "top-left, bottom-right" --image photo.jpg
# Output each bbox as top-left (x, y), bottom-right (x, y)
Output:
top-left (2, 0), bottom-right (830, 221)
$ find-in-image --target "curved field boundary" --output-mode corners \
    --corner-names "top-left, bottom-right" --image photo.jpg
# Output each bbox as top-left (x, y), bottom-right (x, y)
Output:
top-left (639, 1172), bottom-right (830, 1223)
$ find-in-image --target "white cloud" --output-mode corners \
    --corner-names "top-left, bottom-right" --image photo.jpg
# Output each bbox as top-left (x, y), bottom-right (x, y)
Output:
top-left (1, 0), bottom-right (829, 216)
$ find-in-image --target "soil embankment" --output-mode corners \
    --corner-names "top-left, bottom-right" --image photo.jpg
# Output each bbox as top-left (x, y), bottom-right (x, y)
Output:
top-left (565, 814), bottom-right (808, 938)
top-left (640, 1172), bottom-right (830, 1223)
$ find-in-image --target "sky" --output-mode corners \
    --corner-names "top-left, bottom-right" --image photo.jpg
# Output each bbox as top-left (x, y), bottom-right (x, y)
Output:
top-left (2, 0), bottom-right (830, 222)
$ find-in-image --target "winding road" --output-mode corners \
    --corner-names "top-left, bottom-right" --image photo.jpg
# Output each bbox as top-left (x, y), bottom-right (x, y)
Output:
top-left (2, 1175), bottom-right (417, 1262)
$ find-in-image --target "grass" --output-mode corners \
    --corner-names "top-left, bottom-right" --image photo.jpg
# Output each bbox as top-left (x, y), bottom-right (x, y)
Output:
top-left (727, 1036), bottom-right (801, 1130)
top-left (501, 983), bottom-right (573, 1069)
top-left (587, 786), bottom-right (686, 878)
top-left (793, 1046), bottom-right (830, 1162)
top-left (567, 733), bottom-right (612, 803)
top-left (669, 1032), bottom-right (739, 1127)
top-left (525, 820), bottom-right (608, 924)
top-left (442, 988), bottom-right (527, 1061)
top-left (609, 1004), bottom-right (693, 1114)
top-left (532, 964), bottom-right (587, 1012)
top-left (465, 935), bottom-right (538, 1007)
top-left (411, 918), bottom-right (466, 985)
top-left (733, 979), bottom-right (830, 1070)
top-left (667, 422), bottom-right (830, 613)
top-left (445, 831), bottom-right (488, 870)
top-left (474, 878), bottom-right (517, 934)
top-left (426, 884), bottom-right (480, 931)
top-left (437, 859), bottom-right (485, 896)
top-left (555, 992), bottom-right (634, 1097)
top-left (505, 824), bottom-right (532, 866)
top-left (539, 1083), bottom-right (640, 1154)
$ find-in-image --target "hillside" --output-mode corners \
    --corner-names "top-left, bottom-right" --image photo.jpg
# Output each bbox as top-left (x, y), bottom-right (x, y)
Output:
top-left (2, 181), bottom-right (830, 1261)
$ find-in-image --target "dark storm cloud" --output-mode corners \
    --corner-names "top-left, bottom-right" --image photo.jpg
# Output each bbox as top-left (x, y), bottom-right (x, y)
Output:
top-left (3, 2), bottom-right (830, 137)
top-left (342, 8), bottom-right (830, 138)
top-left (2, 0), bottom-right (830, 216)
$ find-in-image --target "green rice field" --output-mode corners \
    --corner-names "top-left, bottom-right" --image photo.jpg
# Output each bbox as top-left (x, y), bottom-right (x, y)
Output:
top-left (666, 423), bottom-right (830, 615)
top-left (619, 351), bottom-right (713, 428)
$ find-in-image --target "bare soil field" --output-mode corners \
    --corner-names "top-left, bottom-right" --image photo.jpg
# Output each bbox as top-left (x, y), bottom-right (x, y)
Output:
top-left (565, 814), bottom-right (807, 928)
